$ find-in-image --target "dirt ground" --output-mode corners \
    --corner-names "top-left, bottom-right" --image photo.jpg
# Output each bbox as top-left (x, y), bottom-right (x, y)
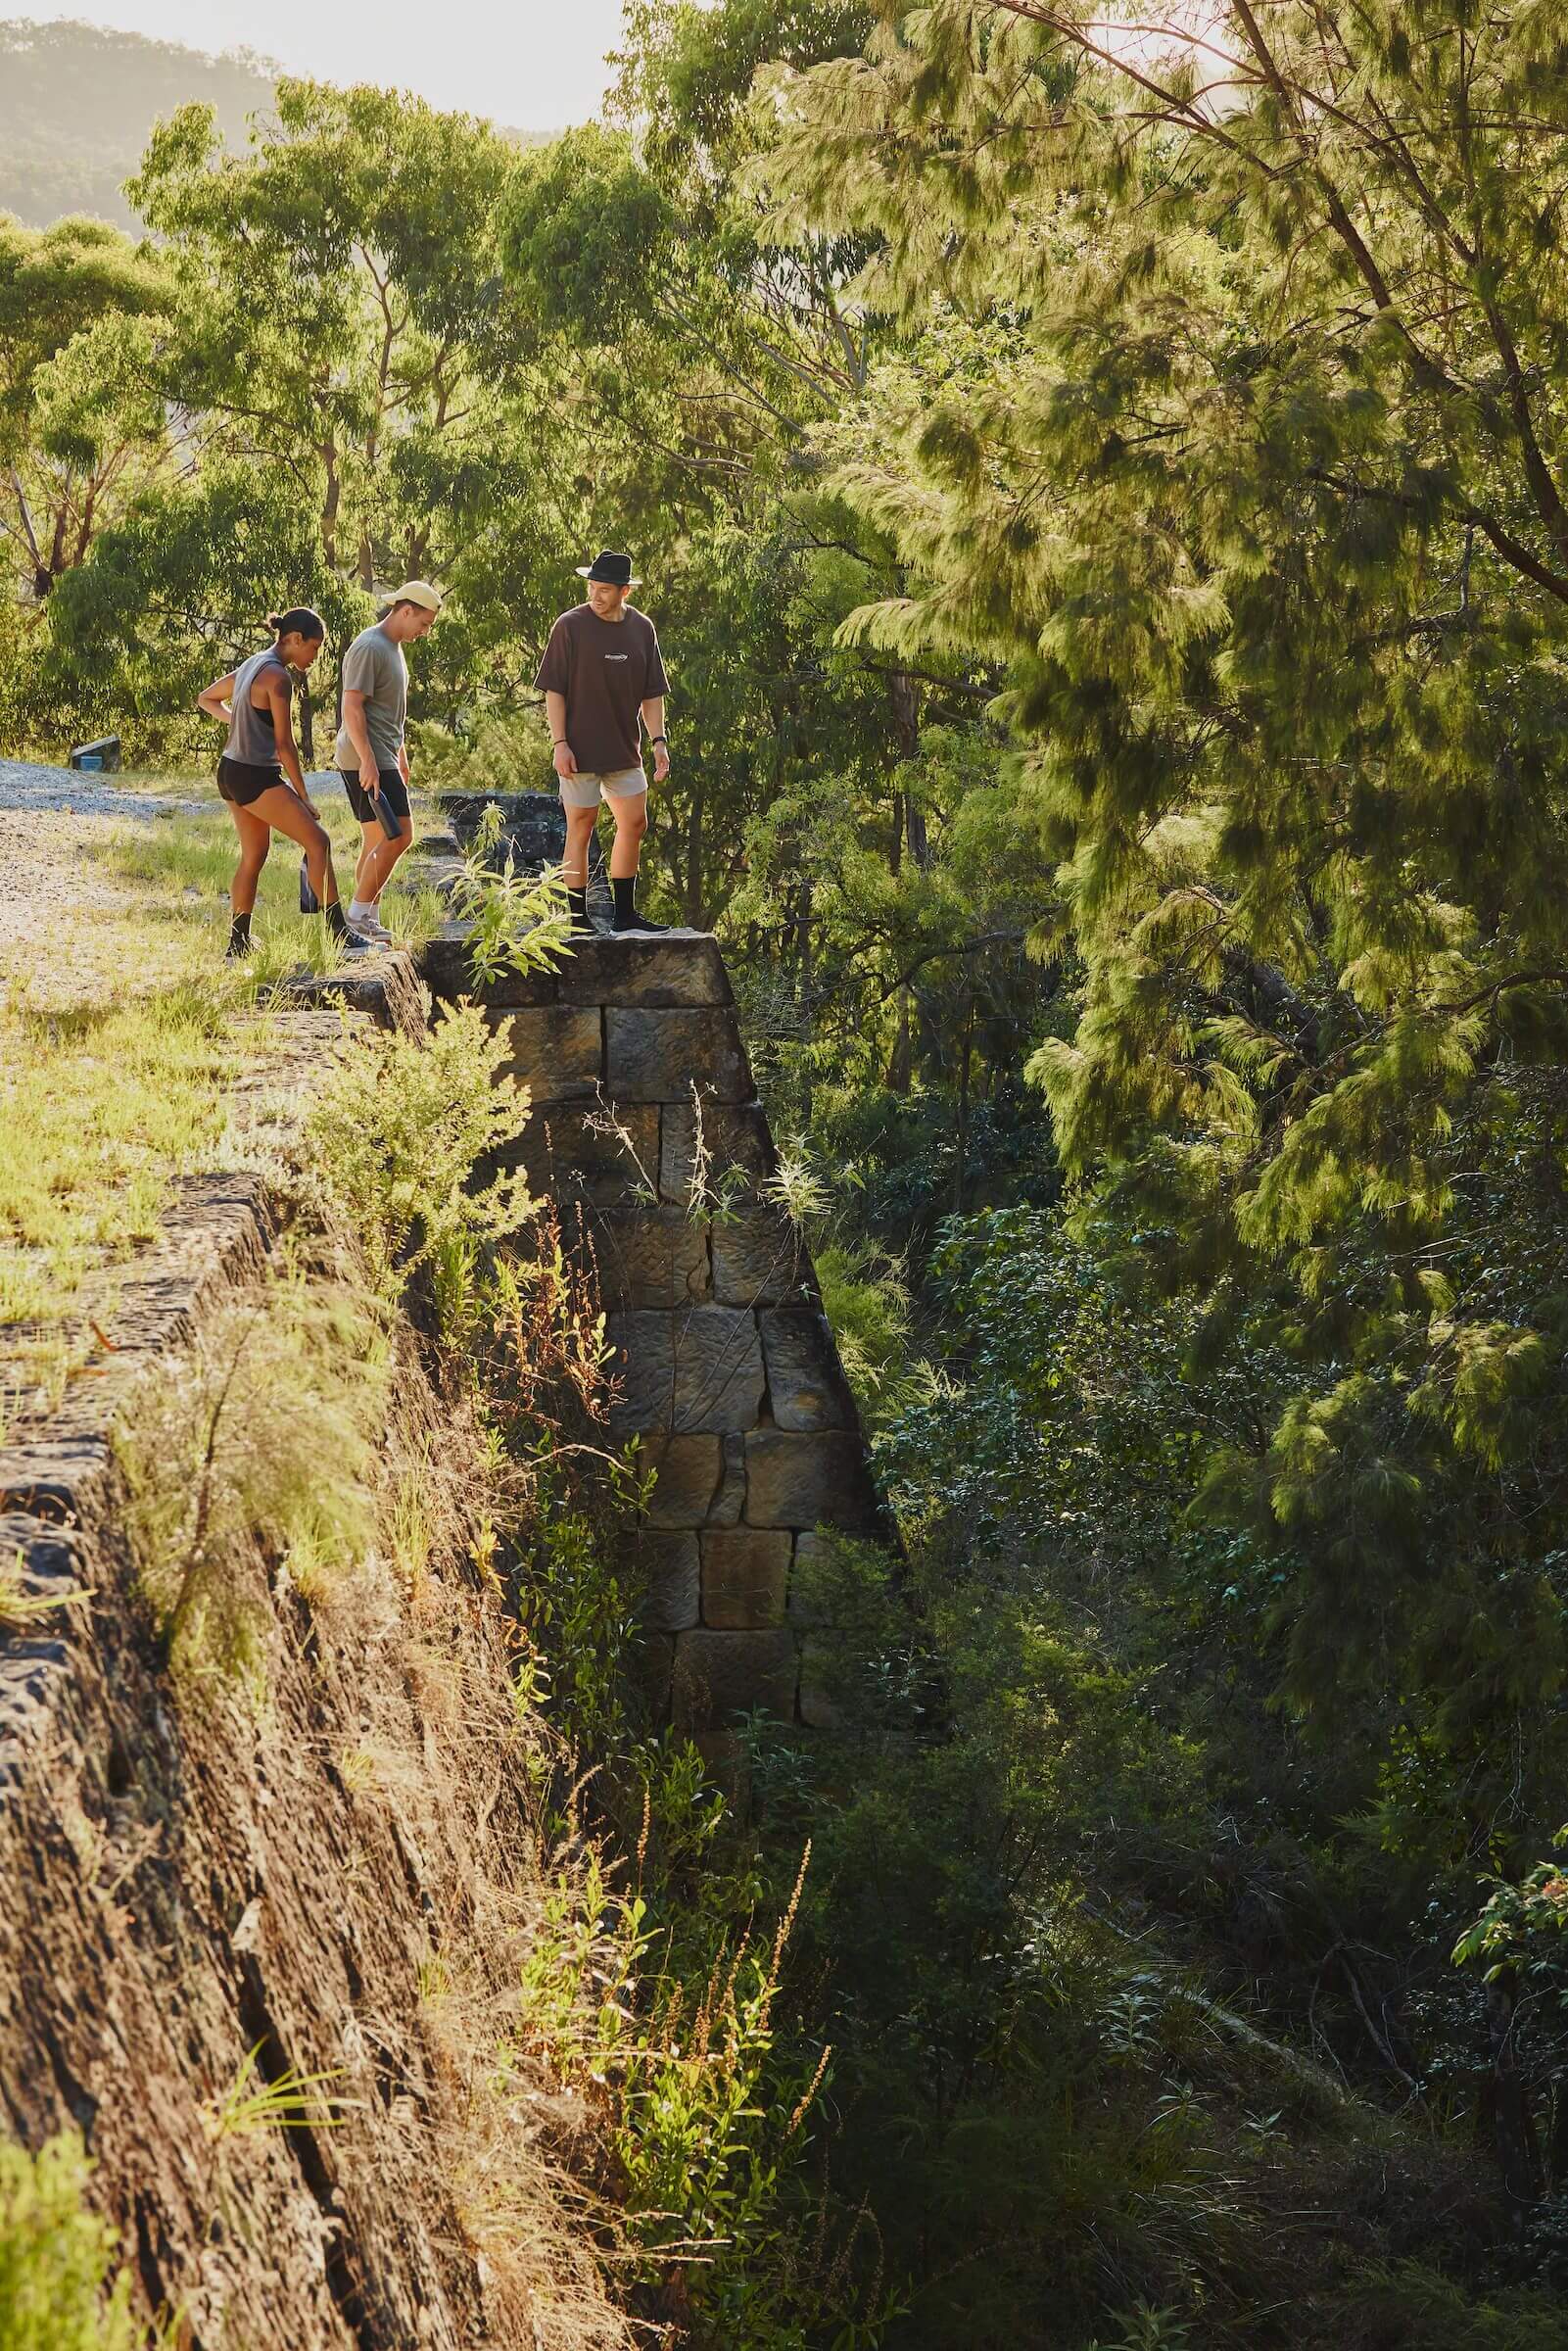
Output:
top-left (0, 759), bottom-right (203, 1008)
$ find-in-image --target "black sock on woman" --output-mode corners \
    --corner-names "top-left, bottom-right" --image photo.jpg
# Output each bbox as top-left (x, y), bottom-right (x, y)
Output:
top-left (226, 911), bottom-right (253, 958)
top-left (325, 899), bottom-right (350, 941)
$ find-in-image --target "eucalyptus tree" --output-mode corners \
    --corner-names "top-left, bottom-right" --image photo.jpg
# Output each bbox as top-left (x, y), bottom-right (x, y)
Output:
top-left (0, 214), bottom-right (171, 601)
top-left (757, 0), bottom-right (1568, 1799)
top-left (97, 79), bottom-right (582, 728)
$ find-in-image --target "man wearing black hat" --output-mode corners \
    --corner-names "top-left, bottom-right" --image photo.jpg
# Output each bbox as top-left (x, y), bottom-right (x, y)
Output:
top-left (535, 551), bottom-right (671, 934)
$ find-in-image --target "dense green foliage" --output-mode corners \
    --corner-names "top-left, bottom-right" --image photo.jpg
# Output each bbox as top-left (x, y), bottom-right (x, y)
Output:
top-left (8, 2), bottom-right (1568, 2341)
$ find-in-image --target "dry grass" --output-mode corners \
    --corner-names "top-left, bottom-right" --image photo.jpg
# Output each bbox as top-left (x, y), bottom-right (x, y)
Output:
top-left (110, 1241), bottom-right (635, 2348)
top-left (0, 781), bottom-right (444, 1428)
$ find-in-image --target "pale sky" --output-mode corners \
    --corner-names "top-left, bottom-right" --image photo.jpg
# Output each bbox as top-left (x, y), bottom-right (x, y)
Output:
top-left (9, 0), bottom-right (630, 128)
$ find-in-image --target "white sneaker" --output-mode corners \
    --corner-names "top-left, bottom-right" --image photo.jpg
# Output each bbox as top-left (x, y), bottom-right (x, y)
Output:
top-left (347, 901), bottom-right (393, 942)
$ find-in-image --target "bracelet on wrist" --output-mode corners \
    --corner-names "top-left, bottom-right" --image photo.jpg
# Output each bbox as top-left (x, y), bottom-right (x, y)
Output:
top-left (650, 735), bottom-right (668, 746)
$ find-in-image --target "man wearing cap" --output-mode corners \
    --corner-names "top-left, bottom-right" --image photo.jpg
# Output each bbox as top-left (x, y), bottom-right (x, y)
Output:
top-left (335, 579), bottom-right (443, 941)
top-left (535, 551), bottom-right (671, 935)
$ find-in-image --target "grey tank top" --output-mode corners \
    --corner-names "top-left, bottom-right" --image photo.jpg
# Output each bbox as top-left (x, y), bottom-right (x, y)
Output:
top-left (225, 647), bottom-right (290, 767)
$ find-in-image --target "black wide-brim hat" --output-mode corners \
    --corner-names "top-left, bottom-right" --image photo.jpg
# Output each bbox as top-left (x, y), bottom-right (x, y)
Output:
top-left (576, 549), bottom-right (641, 586)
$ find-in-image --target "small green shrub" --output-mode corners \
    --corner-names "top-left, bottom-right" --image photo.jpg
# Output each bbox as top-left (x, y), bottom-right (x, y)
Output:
top-left (0, 2131), bottom-right (137, 2351)
top-left (117, 1281), bottom-right (391, 1684)
top-left (308, 1002), bottom-right (538, 1311)
top-left (446, 801), bottom-right (571, 989)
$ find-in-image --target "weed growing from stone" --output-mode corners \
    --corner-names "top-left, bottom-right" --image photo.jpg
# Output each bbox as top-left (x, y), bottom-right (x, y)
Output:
top-left (306, 1002), bottom-right (538, 1306)
top-left (201, 2041), bottom-right (347, 2142)
top-left (116, 1277), bottom-right (392, 1688)
top-left (0, 1549), bottom-right (88, 1630)
top-left (447, 799), bottom-right (571, 987)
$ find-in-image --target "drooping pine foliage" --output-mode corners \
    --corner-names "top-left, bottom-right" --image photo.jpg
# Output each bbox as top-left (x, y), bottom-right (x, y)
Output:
top-left (760, 0), bottom-right (1568, 1792)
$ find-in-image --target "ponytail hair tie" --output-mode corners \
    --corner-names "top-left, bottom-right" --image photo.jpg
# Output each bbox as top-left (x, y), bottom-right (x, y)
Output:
top-left (268, 604), bottom-right (326, 643)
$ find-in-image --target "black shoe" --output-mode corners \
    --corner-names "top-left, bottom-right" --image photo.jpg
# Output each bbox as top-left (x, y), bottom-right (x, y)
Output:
top-left (612, 906), bottom-right (670, 934)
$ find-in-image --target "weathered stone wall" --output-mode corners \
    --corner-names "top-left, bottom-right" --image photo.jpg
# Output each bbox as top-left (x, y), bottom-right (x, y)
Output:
top-left (418, 834), bottom-right (885, 1747)
top-left (0, 962), bottom-right (627, 2349)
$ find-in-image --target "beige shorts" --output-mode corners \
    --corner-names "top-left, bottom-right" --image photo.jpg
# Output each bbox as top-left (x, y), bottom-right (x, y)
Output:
top-left (559, 766), bottom-right (645, 811)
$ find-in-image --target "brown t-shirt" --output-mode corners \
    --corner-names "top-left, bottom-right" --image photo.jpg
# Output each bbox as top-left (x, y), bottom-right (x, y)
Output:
top-left (534, 603), bottom-right (669, 776)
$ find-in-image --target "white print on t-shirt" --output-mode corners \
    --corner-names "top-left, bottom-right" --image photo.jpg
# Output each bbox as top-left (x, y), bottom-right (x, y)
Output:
top-left (604, 652), bottom-right (630, 661)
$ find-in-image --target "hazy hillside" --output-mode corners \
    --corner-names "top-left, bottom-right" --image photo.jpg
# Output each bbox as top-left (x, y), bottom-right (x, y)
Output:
top-left (0, 17), bottom-right (276, 228)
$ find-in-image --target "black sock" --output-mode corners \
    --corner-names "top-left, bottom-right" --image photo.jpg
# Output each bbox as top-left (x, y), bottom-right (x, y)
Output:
top-left (325, 899), bottom-right (349, 941)
top-left (226, 911), bottom-right (252, 958)
top-left (568, 886), bottom-right (589, 929)
top-left (612, 876), bottom-right (668, 933)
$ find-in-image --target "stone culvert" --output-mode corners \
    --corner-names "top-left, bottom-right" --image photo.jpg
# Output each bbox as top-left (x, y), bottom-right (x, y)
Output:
top-left (419, 882), bottom-right (887, 1755)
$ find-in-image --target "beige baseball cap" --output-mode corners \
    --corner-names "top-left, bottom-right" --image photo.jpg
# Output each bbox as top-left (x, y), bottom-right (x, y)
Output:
top-left (385, 579), bottom-right (444, 613)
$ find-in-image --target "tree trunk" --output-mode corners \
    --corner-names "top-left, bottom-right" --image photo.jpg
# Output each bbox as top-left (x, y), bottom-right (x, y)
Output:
top-left (1487, 1978), bottom-right (1544, 2213)
top-left (907, 792), bottom-right (929, 871)
top-left (684, 780), bottom-right (705, 928)
top-left (318, 439), bottom-right (342, 571)
top-left (954, 984), bottom-right (975, 1212)
top-left (887, 992), bottom-right (912, 1094)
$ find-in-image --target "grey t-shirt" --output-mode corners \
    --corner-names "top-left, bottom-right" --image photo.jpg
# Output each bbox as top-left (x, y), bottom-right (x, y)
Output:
top-left (333, 624), bottom-right (407, 773)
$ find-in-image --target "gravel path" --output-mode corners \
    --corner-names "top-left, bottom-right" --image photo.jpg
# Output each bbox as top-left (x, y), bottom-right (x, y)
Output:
top-left (0, 759), bottom-right (205, 1008)
top-left (0, 756), bottom-right (203, 820)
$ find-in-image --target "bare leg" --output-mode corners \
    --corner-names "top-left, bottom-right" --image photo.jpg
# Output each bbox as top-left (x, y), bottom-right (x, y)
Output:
top-left (353, 820), bottom-right (378, 904)
top-left (248, 784), bottom-right (340, 908)
top-left (608, 791), bottom-right (647, 880)
top-left (359, 814), bottom-right (414, 907)
top-left (228, 801), bottom-right (271, 917)
top-left (563, 801), bottom-right (598, 888)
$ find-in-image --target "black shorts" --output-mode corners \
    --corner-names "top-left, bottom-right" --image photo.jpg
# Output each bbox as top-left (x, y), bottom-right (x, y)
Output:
top-left (217, 755), bottom-right (283, 808)
top-left (340, 766), bottom-right (410, 832)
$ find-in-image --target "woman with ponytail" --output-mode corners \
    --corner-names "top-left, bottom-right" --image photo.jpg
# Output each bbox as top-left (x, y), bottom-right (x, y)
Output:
top-left (197, 607), bottom-right (367, 960)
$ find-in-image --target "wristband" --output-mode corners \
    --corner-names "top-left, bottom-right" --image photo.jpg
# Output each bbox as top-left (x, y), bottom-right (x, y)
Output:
top-left (553, 739), bottom-right (569, 748)
top-left (650, 735), bottom-right (668, 746)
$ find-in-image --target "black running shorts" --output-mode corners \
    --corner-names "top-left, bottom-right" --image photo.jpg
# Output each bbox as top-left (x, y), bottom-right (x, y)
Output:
top-left (217, 755), bottom-right (283, 807)
top-left (340, 766), bottom-right (410, 831)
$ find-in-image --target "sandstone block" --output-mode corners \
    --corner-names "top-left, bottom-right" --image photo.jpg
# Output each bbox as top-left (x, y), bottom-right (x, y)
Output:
top-left (711, 1430), bottom-right (746, 1527)
top-left (711, 1206), bottom-right (819, 1307)
top-left (660, 1103), bottom-right (776, 1205)
top-left (636, 1530), bottom-right (701, 1633)
top-left (639, 1433), bottom-right (722, 1527)
top-left (418, 920), bottom-right (558, 1006)
top-left (592, 1206), bottom-right (710, 1310)
top-left (557, 932), bottom-right (734, 1008)
top-left (742, 1431), bottom-right (882, 1532)
top-left (283, 953), bottom-right (429, 1040)
top-left (605, 1008), bottom-right (752, 1106)
top-left (492, 1103), bottom-right (659, 1208)
top-left (433, 790), bottom-right (565, 870)
top-left (606, 1308), bottom-right (765, 1437)
top-left (760, 1310), bottom-right (858, 1432)
top-left (487, 1005), bottom-right (601, 1099)
top-left (700, 1527), bottom-right (790, 1629)
top-left (672, 1630), bottom-right (799, 1731)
